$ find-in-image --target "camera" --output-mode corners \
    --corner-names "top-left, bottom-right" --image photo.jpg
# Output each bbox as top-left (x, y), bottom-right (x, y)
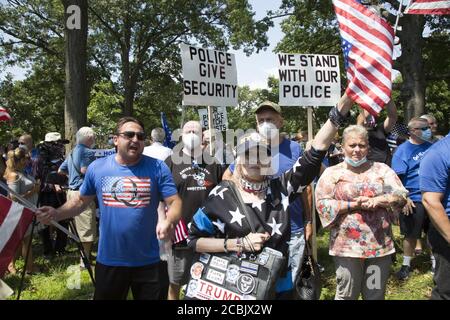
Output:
top-left (37, 141), bottom-right (68, 186)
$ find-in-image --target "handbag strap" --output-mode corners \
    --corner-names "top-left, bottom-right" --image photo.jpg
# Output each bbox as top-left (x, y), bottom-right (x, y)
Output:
top-left (69, 151), bottom-right (83, 177)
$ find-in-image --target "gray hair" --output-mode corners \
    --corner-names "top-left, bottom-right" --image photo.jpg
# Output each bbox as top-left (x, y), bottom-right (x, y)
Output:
top-left (151, 128), bottom-right (165, 143)
top-left (342, 125), bottom-right (369, 145)
top-left (420, 114), bottom-right (436, 122)
top-left (76, 127), bottom-right (95, 144)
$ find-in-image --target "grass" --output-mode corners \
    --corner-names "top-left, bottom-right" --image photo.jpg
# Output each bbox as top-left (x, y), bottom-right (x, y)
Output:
top-left (3, 226), bottom-right (434, 300)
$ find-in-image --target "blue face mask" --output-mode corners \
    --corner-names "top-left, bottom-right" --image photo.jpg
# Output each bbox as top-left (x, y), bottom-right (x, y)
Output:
top-left (345, 156), bottom-right (367, 167)
top-left (421, 129), bottom-right (432, 141)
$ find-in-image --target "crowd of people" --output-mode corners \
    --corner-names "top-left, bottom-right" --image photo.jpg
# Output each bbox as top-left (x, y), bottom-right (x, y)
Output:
top-left (1, 93), bottom-right (449, 301)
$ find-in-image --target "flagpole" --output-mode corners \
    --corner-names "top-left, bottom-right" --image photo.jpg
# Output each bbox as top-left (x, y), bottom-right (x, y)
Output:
top-left (0, 181), bottom-right (80, 242)
top-left (393, 0), bottom-right (406, 36)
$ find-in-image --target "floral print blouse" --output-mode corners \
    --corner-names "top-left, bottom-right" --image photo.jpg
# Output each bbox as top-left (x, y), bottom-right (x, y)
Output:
top-left (315, 162), bottom-right (408, 258)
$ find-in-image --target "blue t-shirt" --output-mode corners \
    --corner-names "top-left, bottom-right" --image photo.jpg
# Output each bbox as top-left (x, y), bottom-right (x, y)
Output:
top-left (80, 154), bottom-right (178, 267)
top-left (420, 134), bottom-right (450, 218)
top-left (229, 138), bottom-right (305, 232)
top-left (392, 140), bottom-right (432, 202)
top-left (60, 144), bottom-right (96, 190)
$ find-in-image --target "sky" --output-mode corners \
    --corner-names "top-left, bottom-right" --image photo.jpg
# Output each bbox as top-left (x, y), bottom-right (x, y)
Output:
top-left (0, 0), bottom-right (285, 88)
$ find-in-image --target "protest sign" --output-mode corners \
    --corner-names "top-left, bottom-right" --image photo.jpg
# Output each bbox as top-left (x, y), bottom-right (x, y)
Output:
top-left (198, 106), bottom-right (228, 131)
top-left (278, 53), bottom-right (340, 106)
top-left (181, 44), bottom-right (238, 106)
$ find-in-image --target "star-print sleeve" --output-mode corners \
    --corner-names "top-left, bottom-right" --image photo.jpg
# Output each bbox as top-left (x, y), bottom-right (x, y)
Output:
top-left (281, 146), bottom-right (327, 195)
top-left (315, 166), bottom-right (345, 228)
top-left (188, 207), bottom-right (226, 251)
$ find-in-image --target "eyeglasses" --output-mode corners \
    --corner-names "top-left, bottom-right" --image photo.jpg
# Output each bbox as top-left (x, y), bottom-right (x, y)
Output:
top-left (118, 131), bottom-right (146, 141)
top-left (412, 126), bottom-right (430, 131)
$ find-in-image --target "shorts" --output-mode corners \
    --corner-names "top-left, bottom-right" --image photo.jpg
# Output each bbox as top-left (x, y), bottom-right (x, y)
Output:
top-left (167, 246), bottom-right (194, 286)
top-left (67, 190), bottom-right (97, 242)
top-left (399, 202), bottom-right (429, 239)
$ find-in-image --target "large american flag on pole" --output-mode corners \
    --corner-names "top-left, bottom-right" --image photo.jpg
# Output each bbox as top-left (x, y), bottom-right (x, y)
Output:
top-left (333, 0), bottom-right (395, 116)
top-left (405, 0), bottom-right (450, 15)
top-left (0, 195), bottom-right (34, 277)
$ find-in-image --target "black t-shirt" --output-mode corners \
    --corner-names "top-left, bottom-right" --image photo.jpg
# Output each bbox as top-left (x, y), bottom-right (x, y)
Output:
top-left (165, 153), bottom-right (224, 224)
top-left (368, 124), bottom-right (391, 165)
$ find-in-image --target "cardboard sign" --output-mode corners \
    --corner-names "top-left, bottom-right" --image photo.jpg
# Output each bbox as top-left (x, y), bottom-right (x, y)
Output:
top-left (198, 106), bottom-right (228, 131)
top-left (278, 53), bottom-right (341, 106)
top-left (181, 44), bottom-right (238, 106)
top-left (93, 148), bottom-right (116, 158)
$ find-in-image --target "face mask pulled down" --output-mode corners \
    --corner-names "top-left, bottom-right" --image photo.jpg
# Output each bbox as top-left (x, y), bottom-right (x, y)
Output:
top-left (344, 156), bottom-right (367, 168)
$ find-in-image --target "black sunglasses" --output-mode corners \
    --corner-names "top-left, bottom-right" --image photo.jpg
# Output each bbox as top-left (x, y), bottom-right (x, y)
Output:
top-left (412, 126), bottom-right (430, 131)
top-left (118, 131), bottom-right (146, 141)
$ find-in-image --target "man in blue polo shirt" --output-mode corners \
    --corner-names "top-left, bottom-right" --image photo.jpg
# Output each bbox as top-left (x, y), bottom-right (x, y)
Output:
top-left (59, 127), bottom-right (97, 267)
top-left (392, 117), bottom-right (433, 280)
top-left (420, 133), bottom-right (450, 300)
top-left (37, 117), bottom-right (182, 300)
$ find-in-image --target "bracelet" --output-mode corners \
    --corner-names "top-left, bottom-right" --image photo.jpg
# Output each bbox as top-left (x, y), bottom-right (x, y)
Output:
top-left (236, 237), bottom-right (243, 257)
top-left (223, 237), bottom-right (229, 253)
top-left (328, 105), bottom-right (350, 128)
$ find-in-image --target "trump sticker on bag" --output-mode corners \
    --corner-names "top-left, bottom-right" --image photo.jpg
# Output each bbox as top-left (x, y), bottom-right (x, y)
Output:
top-left (236, 274), bottom-right (256, 295)
top-left (240, 260), bottom-right (259, 276)
top-left (225, 264), bottom-right (240, 284)
top-left (186, 280), bottom-right (199, 298)
top-left (199, 253), bottom-right (211, 264)
top-left (210, 256), bottom-right (229, 271)
top-left (206, 268), bottom-right (226, 285)
top-left (190, 262), bottom-right (204, 280)
top-left (257, 252), bottom-right (269, 266)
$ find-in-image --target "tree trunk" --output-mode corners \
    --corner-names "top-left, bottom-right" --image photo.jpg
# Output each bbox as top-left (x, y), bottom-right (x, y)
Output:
top-left (399, 14), bottom-right (426, 121)
top-left (63, 0), bottom-right (88, 151)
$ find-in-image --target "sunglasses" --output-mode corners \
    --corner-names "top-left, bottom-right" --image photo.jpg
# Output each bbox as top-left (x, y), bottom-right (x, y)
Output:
top-left (412, 126), bottom-right (430, 131)
top-left (118, 131), bottom-right (146, 141)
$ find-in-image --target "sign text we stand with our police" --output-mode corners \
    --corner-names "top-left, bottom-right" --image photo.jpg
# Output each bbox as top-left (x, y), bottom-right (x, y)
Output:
top-left (278, 53), bottom-right (340, 107)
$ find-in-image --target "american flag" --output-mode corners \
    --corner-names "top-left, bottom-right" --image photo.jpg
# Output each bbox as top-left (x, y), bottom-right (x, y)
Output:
top-left (405, 0), bottom-right (450, 15)
top-left (0, 107), bottom-right (12, 122)
top-left (0, 195), bottom-right (34, 277)
top-left (333, 0), bottom-right (395, 116)
top-left (101, 176), bottom-right (151, 208)
top-left (173, 218), bottom-right (189, 244)
top-left (161, 112), bottom-right (175, 149)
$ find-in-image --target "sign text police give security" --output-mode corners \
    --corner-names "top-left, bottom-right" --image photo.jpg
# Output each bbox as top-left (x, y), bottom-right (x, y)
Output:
top-left (181, 44), bottom-right (238, 106)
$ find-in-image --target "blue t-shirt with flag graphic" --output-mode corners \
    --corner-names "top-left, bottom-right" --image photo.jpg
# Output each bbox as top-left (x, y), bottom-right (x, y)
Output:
top-left (392, 140), bottom-right (432, 202)
top-left (420, 134), bottom-right (450, 218)
top-left (80, 154), bottom-right (177, 267)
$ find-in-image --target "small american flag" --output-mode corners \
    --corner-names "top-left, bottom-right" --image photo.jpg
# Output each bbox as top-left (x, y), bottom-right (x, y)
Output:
top-left (101, 176), bottom-right (151, 208)
top-left (333, 0), bottom-right (395, 116)
top-left (405, 0), bottom-right (450, 15)
top-left (0, 107), bottom-right (12, 122)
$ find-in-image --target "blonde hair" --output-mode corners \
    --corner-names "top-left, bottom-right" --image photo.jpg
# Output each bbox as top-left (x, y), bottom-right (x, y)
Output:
top-left (342, 125), bottom-right (369, 145)
top-left (4, 147), bottom-right (28, 179)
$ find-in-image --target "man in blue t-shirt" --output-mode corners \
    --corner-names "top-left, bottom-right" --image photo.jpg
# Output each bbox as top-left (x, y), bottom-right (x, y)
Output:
top-left (420, 133), bottom-right (450, 300)
top-left (222, 101), bottom-right (310, 298)
top-left (59, 127), bottom-right (97, 267)
top-left (392, 117), bottom-right (433, 280)
top-left (37, 117), bottom-right (182, 300)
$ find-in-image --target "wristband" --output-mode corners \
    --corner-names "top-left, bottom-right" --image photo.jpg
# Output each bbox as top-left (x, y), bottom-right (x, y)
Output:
top-left (329, 105), bottom-right (350, 128)
top-left (223, 237), bottom-right (229, 253)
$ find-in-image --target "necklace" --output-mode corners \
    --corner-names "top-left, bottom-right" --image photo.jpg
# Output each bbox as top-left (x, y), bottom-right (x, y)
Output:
top-left (240, 177), bottom-right (269, 194)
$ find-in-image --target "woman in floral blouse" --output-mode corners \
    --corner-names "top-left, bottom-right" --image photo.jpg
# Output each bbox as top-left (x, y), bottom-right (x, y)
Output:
top-left (316, 125), bottom-right (407, 300)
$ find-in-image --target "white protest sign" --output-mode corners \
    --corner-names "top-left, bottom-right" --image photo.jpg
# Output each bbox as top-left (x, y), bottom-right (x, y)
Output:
top-left (278, 53), bottom-right (340, 107)
top-left (198, 106), bottom-right (228, 131)
top-left (181, 44), bottom-right (238, 107)
top-left (93, 148), bottom-right (116, 158)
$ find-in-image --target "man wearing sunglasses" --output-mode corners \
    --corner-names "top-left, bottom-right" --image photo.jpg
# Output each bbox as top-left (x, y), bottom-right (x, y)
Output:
top-left (36, 117), bottom-right (182, 300)
top-left (392, 117), bottom-right (433, 280)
